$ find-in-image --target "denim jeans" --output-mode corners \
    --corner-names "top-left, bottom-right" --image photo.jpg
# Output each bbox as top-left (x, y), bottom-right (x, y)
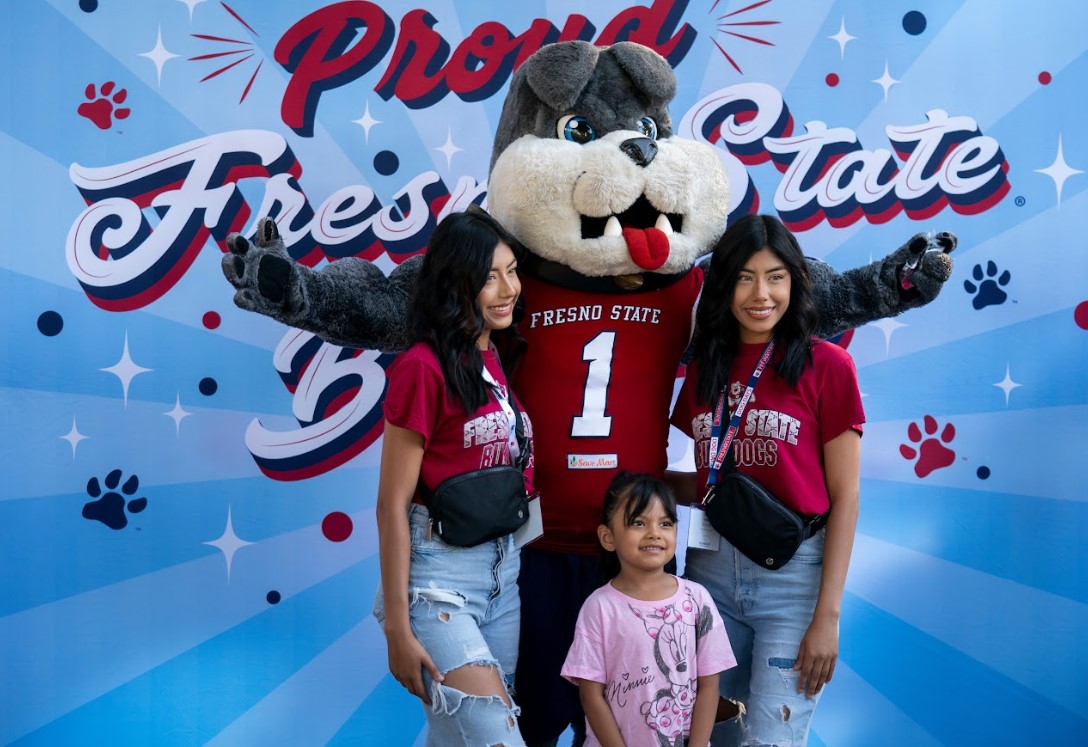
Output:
top-left (684, 529), bottom-right (827, 747)
top-left (373, 504), bottom-right (526, 747)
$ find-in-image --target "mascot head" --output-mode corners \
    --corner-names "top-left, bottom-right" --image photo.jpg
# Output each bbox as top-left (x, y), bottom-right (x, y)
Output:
top-left (486, 41), bottom-right (730, 284)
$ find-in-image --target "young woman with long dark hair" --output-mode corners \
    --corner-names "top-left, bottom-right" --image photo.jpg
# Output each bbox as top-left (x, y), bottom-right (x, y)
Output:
top-left (374, 208), bottom-right (532, 746)
top-left (671, 214), bottom-right (865, 746)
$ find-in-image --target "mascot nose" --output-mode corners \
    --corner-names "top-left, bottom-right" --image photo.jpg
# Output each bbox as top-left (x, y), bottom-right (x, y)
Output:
top-left (620, 137), bottom-right (658, 167)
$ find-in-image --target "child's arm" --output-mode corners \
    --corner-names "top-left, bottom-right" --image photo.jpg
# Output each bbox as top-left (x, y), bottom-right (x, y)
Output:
top-left (686, 673), bottom-right (720, 747)
top-left (578, 679), bottom-right (626, 747)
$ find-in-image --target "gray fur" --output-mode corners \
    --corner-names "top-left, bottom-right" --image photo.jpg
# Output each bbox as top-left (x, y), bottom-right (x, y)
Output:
top-left (223, 41), bottom-right (956, 352)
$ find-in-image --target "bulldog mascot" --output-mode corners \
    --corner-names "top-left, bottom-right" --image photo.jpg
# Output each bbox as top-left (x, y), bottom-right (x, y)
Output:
top-left (223, 41), bottom-right (955, 744)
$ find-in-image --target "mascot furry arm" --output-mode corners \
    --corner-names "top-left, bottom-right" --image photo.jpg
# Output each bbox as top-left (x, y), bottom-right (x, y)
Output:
top-left (222, 40), bottom-right (955, 351)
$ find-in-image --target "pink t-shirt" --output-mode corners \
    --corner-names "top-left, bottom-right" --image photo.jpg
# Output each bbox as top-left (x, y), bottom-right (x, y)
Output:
top-left (671, 339), bottom-right (864, 515)
top-left (561, 576), bottom-right (736, 746)
top-left (382, 342), bottom-right (535, 497)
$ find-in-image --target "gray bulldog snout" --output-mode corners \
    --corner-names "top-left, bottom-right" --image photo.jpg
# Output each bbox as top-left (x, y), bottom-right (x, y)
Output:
top-left (621, 137), bottom-right (658, 167)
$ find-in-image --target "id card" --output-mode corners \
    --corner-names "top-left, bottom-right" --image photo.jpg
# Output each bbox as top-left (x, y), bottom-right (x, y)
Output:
top-left (514, 494), bottom-right (544, 548)
top-left (687, 507), bottom-right (721, 551)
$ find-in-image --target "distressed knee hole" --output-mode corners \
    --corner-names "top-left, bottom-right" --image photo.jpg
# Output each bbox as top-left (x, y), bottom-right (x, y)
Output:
top-left (782, 704), bottom-right (791, 721)
top-left (438, 611), bottom-right (450, 622)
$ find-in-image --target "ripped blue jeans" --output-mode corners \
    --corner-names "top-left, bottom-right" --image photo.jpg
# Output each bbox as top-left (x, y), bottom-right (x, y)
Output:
top-left (373, 504), bottom-right (525, 747)
top-left (685, 529), bottom-right (827, 747)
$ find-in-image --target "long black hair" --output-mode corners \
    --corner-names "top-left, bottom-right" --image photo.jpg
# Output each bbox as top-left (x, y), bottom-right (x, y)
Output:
top-left (692, 214), bottom-right (818, 405)
top-left (407, 207), bottom-right (526, 413)
top-left (599, 471), bottom-right (678, 582)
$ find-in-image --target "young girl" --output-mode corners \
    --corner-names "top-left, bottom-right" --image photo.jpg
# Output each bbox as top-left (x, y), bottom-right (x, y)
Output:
top-left (373, 209), bottom-right (532, 746)
top-left (671, 214), bottom-right (865, 746)
top-left (561, 472), bottom-right (736, 747)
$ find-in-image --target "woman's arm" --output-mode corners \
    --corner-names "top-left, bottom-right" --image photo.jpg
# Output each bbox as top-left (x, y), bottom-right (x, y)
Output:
top-left (578, 680), bottom-right (626, 747)
top-left (376, 421), bottom-right (444, 704)
top-left (687, 673), bottom-right (721, 747)
top-left (793, 428), bottom-right (861, 698)
top-left (664, 468), bottom-right (698, 506)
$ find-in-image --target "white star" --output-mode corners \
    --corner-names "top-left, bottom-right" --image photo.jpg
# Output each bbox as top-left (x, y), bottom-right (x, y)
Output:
top-left (872, 61), bottom-right (900, 103)
top-left (869, 317), bottom-right (907, 355)
top-left (352, 103), bottom-right (382, 143)
top-left (176, 0), bottom-right (206, 21)
top-left (993, 363), bottom-right (1022, 406)
top-left (139, 26), bottom-right (180, 86)
top-left (101, 332), bottom-right (153, 408)
top-left (829, 18), bottom-right (857, 59)
top-left (204, 506), bottom-right (253, 580)
top-left (1035, 134), bottom-right (1084, 208)
top-left (165, 393), bottom-right (192, 435)
top-left (435, 129), bottom-right (463, 170)
top-left (60, 417), bottom-right (88, 458)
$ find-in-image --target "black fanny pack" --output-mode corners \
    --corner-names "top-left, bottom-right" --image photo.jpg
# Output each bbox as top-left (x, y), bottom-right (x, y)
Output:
top-left (419, 466), bottom-right (529, 547)
top-left (703, 470), bottom-right (827, 570)
top-left (419, 372), bottom-right (532, 548)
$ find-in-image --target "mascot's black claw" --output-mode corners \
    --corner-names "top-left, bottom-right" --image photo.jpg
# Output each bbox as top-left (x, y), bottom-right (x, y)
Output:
top-left (257, 254), bottom-right (292, 303)
top-left (232, 255), bottom-right (246, 279)
top-left (936, 231), bottom-right (957, 253)
top-left (907, 234), bottom-right (929, 255)
top-left (257, 217), bottom-right (280, 246)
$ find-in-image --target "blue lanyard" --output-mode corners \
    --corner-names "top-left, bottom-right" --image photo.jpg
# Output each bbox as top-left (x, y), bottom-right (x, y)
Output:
top-left (702, 339), bottom-right (775, 503)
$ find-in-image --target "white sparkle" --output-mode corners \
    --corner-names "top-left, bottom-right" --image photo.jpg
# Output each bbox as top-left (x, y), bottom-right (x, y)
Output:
top-left (435, 129), bottom-right (463, 170)
top-left (993, 363), bottom-right (1022, 406)
top-left (828, 18), bottom-right (857, 59)
top-left (165, 393), bottom-right (192, 435)
top-left (176, 0), bottom-right (206, 21)
top-left (204, 506), bottom-right (253, 580)
top-left (139, 26), bottom-right (180, 86)
top-left (872, 61), bottom-right (900, 103)
top-left (869, 317), bottom-right (907, 355)
top-left (352, 103), bottom-right (382, 142)
top-left (1035, 134), bottom-right (1084, 208)
top-left (60, 417), bottom-right (88, 458)
top-left (101, 332), bottom-right (153, 408)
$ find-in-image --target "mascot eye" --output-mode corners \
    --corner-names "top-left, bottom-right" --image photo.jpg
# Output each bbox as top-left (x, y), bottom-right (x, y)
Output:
top-left (558, 115), bottom-right (597, 144)
top-left (636, 117), bottom-right (658, 140)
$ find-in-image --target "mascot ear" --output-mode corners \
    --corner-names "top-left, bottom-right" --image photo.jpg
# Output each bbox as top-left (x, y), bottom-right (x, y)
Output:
top-left (608, 41), bottom-right (676, 109)
top-left (522, 40), bottom-right (600, 111)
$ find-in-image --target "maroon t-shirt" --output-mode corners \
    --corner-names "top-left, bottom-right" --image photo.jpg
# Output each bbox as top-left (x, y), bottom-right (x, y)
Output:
top-left (383, 342), bottom-right (534, 497)
top-left (672, 339), bottom-right (865, 515)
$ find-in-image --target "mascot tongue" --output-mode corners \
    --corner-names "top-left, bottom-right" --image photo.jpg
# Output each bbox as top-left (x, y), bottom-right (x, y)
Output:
top-left (622, 226), bottom-right (670, 271)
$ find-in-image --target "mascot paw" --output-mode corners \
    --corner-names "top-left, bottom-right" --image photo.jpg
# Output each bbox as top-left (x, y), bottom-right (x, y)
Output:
top-left (897, 230), bottom-right (957, 299)
top-left (222, 217), bottom-right (297, 313)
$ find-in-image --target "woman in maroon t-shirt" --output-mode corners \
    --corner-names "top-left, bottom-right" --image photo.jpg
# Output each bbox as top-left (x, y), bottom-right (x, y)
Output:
top-left (672, 214), bottom-right (865, 747)
top-left (373, 208), bottom-right (533, 746)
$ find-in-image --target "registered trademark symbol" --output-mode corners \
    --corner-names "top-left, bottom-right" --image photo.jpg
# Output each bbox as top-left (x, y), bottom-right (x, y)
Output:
top-left (1015, 196), bottom-right (1026, 206)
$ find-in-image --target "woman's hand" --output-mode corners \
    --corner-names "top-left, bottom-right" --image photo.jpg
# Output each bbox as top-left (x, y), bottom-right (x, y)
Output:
top-left (793, 614), bottom-right (838, 698)
top-left (386, 626), bottom-right (444, 705)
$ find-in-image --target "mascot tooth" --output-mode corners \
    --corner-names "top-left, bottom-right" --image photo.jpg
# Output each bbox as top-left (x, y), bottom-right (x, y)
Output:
top-left (222, 39), bottom-right (956, 743)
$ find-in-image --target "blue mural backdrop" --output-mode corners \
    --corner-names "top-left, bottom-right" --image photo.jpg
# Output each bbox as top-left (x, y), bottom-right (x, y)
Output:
top-left (2, 0), bottom-right (1086, 744)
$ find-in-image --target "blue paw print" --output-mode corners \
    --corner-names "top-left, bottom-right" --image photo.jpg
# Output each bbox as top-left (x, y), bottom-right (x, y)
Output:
top-left (964, 260), bottom-right (1011, 310)
top-left (82, 469), bottom-right (147, 530)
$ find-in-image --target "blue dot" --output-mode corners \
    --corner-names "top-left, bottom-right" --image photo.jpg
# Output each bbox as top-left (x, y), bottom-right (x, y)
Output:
top-left (37, 311), bottom-right (64, 336)
top-left (374, 150), bottom-right (400, 176)
top-left (267, 590), bottom-right (281, 604)
top-left (199, 377), bottom-right (218, 396)
top-left (903, 11), bottom-right (927, 35)
top-left (976, 466), bottom-right (991, 480)
top-left (79, 0), bottom-right (98, 11)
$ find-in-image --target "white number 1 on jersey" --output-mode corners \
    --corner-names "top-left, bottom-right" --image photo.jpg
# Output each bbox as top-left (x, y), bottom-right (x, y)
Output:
top-left (571, 331), bottom-right (615, 437)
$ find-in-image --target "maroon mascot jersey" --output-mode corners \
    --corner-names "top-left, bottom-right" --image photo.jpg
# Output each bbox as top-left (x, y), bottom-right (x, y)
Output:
top-left (511, 268), bottom-right (702, 554)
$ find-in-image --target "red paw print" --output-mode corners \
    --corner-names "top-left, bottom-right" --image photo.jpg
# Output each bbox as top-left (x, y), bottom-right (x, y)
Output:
top-left (899, 415), bottom-right (956, 478)
top-left (77, 81), bottom-right (130, 130)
